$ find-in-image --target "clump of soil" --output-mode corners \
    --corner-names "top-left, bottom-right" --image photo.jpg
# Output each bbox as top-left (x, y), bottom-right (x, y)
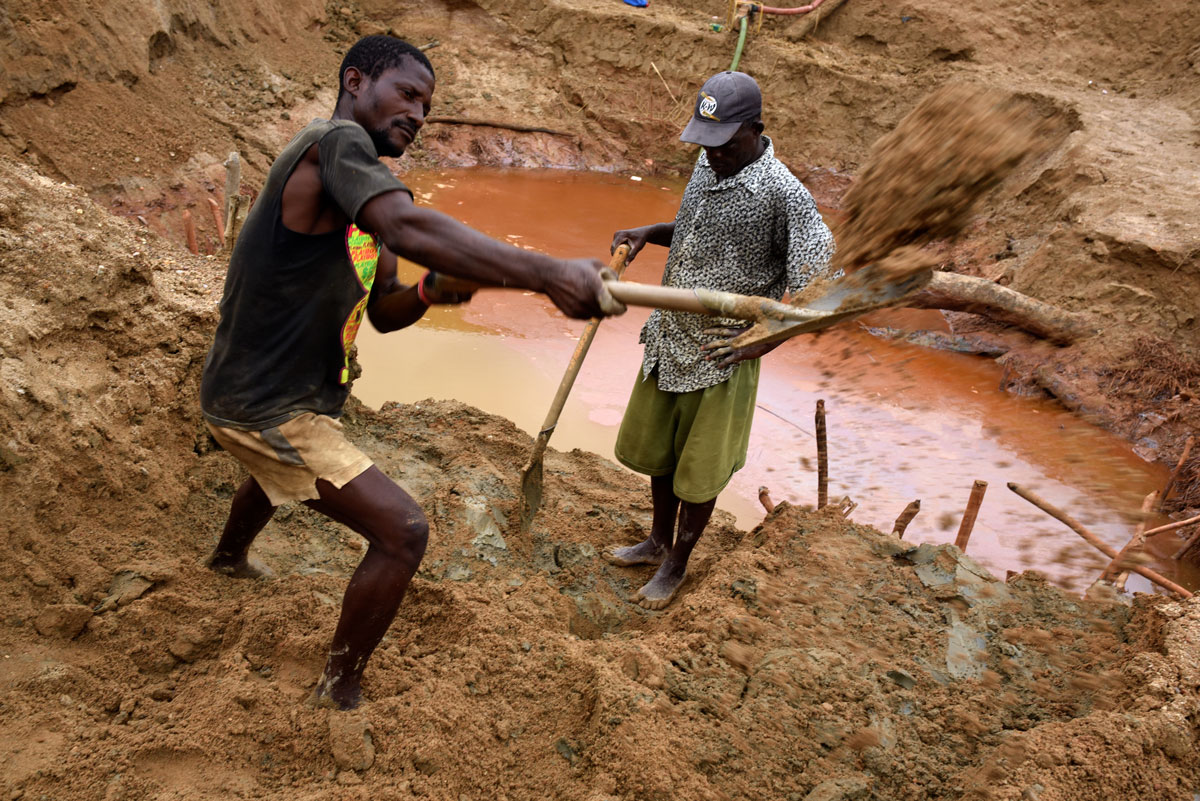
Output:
top-left (1, 153), bottom-right (1199, 801)
top-left (833, 85), bottom-right (1047, 277)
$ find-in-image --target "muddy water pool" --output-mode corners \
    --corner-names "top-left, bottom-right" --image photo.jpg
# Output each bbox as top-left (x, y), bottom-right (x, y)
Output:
top-left (354, 167), bottom-right (1196, 594)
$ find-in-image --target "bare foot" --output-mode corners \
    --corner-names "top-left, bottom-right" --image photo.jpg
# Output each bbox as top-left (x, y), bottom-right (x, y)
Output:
top-left (206, 553), bottom-right (275, 580)
top-left (636, 561), bottom-right (687, 610)
top-left (603, 537), bottom-right (667, 567)
top-left (310, 670), bottom-right (363, 711)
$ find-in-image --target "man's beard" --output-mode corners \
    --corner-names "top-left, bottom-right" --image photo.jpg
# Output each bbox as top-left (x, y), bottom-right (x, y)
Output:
top-left (367, 125), bottom-right (405, 158)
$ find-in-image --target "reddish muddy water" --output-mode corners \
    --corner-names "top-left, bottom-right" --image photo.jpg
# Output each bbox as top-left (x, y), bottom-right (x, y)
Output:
top-left (354, 167), bottom-right (1197, 595)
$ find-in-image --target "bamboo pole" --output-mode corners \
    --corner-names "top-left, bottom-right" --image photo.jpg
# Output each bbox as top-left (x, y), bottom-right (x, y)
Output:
top-left (954, 480), bottom-right (988, 552)
top-left (1007, 483), bottom-right (1191, 599)
top-left (1158, 435), bottom-right (1194, 513)
top-left (758, 486), bottom-right (776, 514)
top-left (183, 209), bottom-right (198, 255)
top-left (893, 500), bottom-right (921, 538)
top-left (1142, 513), bottom-right (1200, 539)
top-left (815, 399), bottom-right (828, 509)
top-left (1109, 491), bottom-right (1159, 592)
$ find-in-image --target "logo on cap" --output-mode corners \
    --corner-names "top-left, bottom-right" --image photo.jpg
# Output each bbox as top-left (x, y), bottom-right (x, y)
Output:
top-left (698, 92), bottom-right (720, 121)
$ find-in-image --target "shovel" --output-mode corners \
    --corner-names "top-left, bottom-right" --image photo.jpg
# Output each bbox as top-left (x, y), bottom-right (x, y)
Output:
top-left (603, 260), bottom-right (933, 349)
top-left (517, 244), bottom-right (632, 532)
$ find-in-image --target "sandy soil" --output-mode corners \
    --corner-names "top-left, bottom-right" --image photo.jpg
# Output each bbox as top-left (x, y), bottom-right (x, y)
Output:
top-left (1, 1), bottom-right (1199, 799)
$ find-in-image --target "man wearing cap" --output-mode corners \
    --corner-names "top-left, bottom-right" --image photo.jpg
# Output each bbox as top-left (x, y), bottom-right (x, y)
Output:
top-left (605, 70), bottom-right (835, 609)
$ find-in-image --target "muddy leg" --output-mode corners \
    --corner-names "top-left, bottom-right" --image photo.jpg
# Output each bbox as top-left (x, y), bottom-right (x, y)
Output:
top-left (304, 466), bottom-right (428, 710)
top-left (637, 494), bottom-right (715, 610)
top-left (605, 474), bottom-right (678, 566)
top-left (207, 477), bottom-right (277, 578)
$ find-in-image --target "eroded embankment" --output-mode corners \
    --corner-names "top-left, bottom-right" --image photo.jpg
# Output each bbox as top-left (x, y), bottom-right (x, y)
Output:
top-left (1, 156), bottom-right (1199, 801)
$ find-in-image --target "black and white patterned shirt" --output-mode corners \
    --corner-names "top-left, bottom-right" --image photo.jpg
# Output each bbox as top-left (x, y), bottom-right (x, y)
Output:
top-left (639, 136), bottom-right (836, 392)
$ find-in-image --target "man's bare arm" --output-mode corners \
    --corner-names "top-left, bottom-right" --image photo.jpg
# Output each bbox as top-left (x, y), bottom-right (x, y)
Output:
top-left (367, 246), bottom-right (475, 333)
top-left (366, 247), bottom-right (426, 333)
top-left (359, 190), bottom-right (608, 320)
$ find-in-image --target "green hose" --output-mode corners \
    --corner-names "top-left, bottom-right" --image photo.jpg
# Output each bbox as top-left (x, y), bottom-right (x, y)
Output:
top-left (730, 13), bottom-right (749, 71)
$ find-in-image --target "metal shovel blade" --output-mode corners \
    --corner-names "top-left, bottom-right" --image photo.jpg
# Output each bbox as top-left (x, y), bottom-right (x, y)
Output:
top-left (702, 262), bottom-right (933, 351)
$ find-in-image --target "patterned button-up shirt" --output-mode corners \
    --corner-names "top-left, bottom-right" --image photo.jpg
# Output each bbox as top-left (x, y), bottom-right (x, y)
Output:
top-left (639, 136), bottom-right (836, 392)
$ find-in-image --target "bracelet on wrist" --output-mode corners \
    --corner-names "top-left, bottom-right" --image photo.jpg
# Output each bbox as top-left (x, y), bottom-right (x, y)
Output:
top-left (416, 272), bottom-right (434, 306)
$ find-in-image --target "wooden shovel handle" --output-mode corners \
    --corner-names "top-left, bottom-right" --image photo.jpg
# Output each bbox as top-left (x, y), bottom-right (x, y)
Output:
top-left (604, 281), bottom-right (711, 315)
top-left (534, 244), bottom-right (631, 435)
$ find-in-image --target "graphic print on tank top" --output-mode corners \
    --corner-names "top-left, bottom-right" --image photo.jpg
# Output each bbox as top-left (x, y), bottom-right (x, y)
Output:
top-left (340, 224), bottom-right (379, 383)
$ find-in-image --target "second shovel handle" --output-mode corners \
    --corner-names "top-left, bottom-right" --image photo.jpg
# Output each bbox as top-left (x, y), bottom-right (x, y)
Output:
top-left (534, 245), bottom-right (632, 434)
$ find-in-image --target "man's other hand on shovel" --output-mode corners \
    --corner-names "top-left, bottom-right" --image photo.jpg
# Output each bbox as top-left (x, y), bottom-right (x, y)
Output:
top-left (612, 222), bottom-right (676, 263)
top-left (702, 324), bottom-right (784, 369)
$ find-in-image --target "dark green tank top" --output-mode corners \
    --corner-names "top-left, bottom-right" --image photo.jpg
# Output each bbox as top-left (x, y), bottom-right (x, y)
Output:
top-left (200, 119), bottom-right (409, 429)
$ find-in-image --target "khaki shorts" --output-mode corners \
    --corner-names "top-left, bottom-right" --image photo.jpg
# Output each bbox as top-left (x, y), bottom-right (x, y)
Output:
top-left (206, 413), bottom-right (373, 506)
top-left (614, 361), bottom-right (759, 503)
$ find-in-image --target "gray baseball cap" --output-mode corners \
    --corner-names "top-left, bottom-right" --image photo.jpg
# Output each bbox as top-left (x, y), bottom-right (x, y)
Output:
top-left (680, 71), bottom-right (762, 147)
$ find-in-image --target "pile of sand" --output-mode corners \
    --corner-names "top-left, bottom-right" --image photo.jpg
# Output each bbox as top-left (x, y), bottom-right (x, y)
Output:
top-left (0, 154), bottom-right (1197, 800)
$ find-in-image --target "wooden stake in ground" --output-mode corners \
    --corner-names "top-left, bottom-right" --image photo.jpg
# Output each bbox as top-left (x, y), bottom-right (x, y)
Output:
top-left (223, 152), bottom-right (241, 252)
top-left (207, 197), bottom-right (224, 241)
top-left (224, 196), bottom-right (242, 252)
top-left (758, 486), bottom-right (776, 514)
top-left (954, 480), bottom-right (988, 553)
top-left (1158, 435), bottom-right (1194, 513)
top-left (183, 209), bottom-right (198, 255)
top-left (1104, 491), bottom-right (1158, 592)
top-left (815, 399), bottom-right (828, 509)
top-left (1007, 482), bottom-right (1192, 599)
top-left (893, 500), bottom-right (921, 538)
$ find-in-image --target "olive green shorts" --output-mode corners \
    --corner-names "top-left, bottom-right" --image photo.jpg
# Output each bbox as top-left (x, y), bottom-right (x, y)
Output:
top-left (614, 361), bottom-right (759, 503)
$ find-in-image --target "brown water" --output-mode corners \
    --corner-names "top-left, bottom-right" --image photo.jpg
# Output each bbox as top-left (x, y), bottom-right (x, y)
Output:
top-left (354, 167), bottom-right (1198, 595)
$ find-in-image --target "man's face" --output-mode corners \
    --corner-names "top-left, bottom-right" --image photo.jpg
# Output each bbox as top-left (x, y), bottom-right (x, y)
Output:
top-left (703, 121), bottom-right (764, 179)
top-left (353, 57), bottom-right (435, 158)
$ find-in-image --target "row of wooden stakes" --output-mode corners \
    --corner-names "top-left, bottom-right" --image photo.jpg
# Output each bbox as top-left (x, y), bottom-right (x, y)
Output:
top-left (757, 403), bottom-right (1196, 601)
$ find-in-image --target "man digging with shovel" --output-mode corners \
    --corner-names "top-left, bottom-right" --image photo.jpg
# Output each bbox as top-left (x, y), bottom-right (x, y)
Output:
top-left (604, 71), bottom-right (836, 609)
top-left (200, 35), bottom-right (620, 710)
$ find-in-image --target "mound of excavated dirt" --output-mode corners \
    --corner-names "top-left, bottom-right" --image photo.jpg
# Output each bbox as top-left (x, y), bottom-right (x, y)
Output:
top-left (2, 146), bottom-right (1199, 801)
